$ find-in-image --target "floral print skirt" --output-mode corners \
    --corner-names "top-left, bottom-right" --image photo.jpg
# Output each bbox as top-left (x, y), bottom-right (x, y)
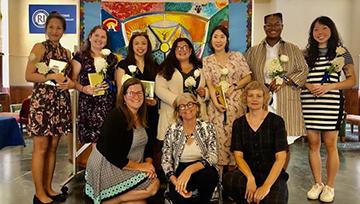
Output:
top-left (28, 83), bottom-right (71, 137)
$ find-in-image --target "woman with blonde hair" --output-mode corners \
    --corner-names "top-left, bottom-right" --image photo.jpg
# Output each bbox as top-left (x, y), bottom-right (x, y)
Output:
top-left (162, 93), bottom-right (218, 204)
top-left (223, 81), bottom-right (289, 204)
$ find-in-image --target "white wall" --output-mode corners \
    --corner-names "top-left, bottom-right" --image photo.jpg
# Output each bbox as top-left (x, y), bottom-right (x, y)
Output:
top-left (252, 0), bottom-right (360, 86)
top-left (8, 0), bottom-right (79, 86)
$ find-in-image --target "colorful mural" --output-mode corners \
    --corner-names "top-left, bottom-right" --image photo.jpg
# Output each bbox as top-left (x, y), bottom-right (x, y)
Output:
top-left (80, 0), bottom-right (251, 62)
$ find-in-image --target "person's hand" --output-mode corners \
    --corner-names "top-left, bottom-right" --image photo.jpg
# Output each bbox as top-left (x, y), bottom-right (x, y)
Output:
top-left (95, 81), bottom-right (109, 91)
top-left (57, 76), bottom-right (74, 91)
top-left (311, 84), bottom-right (332, 97)
top-left (176, 167), bottom-right (193, 195)
top-left (253, 184), bottom-right (270, 204)
top-left (145, 98), bottom-right (157, 106)
top-left (48, 73), bottom-right (66, 83)
top-left (82, 85), bottom-right (97, 95)
top-left (269, 80), bottom-right (284, 93)
top-left (245, 177), bottom-right (257, 203)
top-left (196, 87), bottom-right (206, 97)
top-left (138, 162), bottom-right (156, 178)
top-left (214, 102), bottom-right (226, 113)
top-left (171, 175), bottom-right (192, 198)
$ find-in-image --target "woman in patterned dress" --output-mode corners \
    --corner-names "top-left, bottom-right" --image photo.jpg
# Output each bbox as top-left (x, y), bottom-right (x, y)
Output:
top-left (155, 37), bottom-right (208, 142)
top-left (71, 26), bottom-right (118, 145)
top-left (301, 16), bottom-right (356, 203)
top-left (85, 78), bottom-right (160, 204)
top-left (26, 12), bottom-right (74, 204)
top-left (203, 25), bottom-right (251, 175)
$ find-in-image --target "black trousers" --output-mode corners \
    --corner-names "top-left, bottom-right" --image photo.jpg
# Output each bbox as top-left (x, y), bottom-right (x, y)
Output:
top-left (168, 162), bottom-right (219, 204)
top-left (223, 169), bottom-right (288, 204)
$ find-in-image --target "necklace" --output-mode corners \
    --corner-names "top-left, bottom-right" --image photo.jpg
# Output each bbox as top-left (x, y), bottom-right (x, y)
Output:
top-left (185, 133), bottom-right (195, 141)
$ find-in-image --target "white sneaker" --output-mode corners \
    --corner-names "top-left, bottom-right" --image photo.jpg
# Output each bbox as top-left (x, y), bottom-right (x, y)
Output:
top-left (307, 183), bottom-right (324, 200)
top-left (320, 185), bottom-right (335, 202)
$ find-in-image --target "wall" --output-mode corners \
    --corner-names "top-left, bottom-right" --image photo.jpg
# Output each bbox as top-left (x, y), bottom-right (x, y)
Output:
top-left (8, 0), bottom-right (79, 86)
top-left (252, 0), bottom-right (360, 86)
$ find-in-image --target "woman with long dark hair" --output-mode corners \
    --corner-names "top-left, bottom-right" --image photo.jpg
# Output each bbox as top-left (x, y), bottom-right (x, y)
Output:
top-left (301, 16), bottom-right (355, 203)
top-left (155, 37), bottom-right (208, 142)
top-left (26, 12), bottom-right (74, 204)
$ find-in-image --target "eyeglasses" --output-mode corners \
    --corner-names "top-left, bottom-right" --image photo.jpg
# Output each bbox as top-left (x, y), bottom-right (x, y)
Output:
top-left (175, 45), bottom-right (189, 52)
top-left (126, 91), bottom-right (144, 97)
top-left (178, 102), bottom-right (196, 111)
top-left (264, 23), bottom-right (282, 29)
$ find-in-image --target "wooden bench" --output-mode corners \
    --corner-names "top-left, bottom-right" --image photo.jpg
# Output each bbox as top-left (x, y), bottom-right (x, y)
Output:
top-left (345, 114), bottom-right (360, 141)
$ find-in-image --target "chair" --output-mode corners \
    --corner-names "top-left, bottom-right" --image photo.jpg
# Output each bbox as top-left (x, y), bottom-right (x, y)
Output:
top-left (19, 97), bottom-right (31, 134)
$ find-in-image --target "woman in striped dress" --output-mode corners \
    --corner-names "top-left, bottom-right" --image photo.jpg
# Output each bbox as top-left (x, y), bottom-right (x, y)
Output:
top-left (301, 16), bottom-right (355, 203)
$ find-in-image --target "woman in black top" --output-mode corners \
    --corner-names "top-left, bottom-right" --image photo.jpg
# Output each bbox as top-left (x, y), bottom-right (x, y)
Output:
top-left (85, 78), bottom-right (160, 204)
top-left (223, 81), bottom-right (289, 204)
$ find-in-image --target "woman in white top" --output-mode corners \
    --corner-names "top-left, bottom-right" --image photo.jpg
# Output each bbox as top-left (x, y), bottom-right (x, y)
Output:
top-left (161, 93), bottom-right (218, 204)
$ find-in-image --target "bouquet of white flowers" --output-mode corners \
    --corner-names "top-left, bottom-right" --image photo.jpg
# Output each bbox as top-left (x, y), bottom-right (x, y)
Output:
top-left (321, 46), bottom-right (346, 84)
top-left (268, 54), bottom-right (288, 85)
top-left (219, 68), bottom-right (230, 92)
top-left (184, 69), bottom-right (201, 96)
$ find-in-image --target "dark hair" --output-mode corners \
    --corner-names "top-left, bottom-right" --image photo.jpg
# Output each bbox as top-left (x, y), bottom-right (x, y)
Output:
top-left (305, 16), bottom-right (341, 68)
top-left (209, 25), bottom-right (229, 53)
top-left (117, 78), bottom-right (147, 129)
top-left (264, 12), bottom-right (283, 24)
top-left (45, 11), bottom-right (66, 31)
top-left (124, 32), bottom-right (157, 72)
top-left (159, 37), bottom-right (202, 81)
top-left (80, 25), bottom-right (111, 58)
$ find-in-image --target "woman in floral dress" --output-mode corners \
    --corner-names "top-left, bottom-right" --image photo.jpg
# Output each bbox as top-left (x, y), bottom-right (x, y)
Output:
top-left (71, 26), bottom-right (118, 144)
top-left (203, 25), bottom-right (251, 175)
top-left (26, 12), bottom-right (74, 204)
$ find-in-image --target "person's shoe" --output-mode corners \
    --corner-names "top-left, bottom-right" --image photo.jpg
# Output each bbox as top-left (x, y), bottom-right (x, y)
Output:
top-left (49, 193), bottom-right (67, 202)
top-left (307, 183), bottom-right (324, 200)
top-left (319, 185), bottom-right (335, 203)
top-left (33, 195), bottom-right (53, 204)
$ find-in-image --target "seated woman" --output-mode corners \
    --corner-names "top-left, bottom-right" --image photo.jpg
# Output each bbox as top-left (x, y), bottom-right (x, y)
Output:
top-left (161, 93), bottom-right (218, 204)
top-left (85, 78), bottom-right (160, 204)
top-left (223, 81), bottom-right (289, 204)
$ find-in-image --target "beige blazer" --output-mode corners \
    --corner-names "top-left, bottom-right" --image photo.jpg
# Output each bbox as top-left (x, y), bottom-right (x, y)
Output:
top-left (245, 39), bottom-right (308, 136)
top-left (155, 68), bottom-right (208, 140)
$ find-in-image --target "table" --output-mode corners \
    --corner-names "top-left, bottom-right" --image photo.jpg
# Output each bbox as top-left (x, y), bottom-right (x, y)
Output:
top-left (0, 116), bottom-right (25, 149)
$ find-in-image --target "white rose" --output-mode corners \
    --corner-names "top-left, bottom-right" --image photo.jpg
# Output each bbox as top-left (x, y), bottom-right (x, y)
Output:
top-left (331, 57), bottom-right (345, 72)
top-left (336, 47), bottom-right (346, 55)
top-left (194, 69), bottom-right (200, 78)
top-left (279, 55), bottom-right (289, 62)
top-left (185, 76), bottom-right (196, 88)
top-left (128, 65), bottom-right (137, 73)
top-left (35, 62), bottom-right (50, 75)
top-left (220, 68), bottom-right (229, 76)
top-left (94, 57), bottom-right (108, 73)
top-left (269, 59), bottom-right (282, 73)
top-left (275, 76), bottom-right (284, 85)
top-left (100, 48), bottom-right (111, 56)
top-left (219, 80), bottom-right (230, 93)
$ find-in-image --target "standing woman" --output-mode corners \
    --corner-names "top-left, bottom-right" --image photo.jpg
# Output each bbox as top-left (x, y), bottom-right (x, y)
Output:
top-left (203, 25), bottom-right (251, 173)
top-left (71, 26), bottom-right (118, 145)
top-left (301, 16), bottom-right (356, 203)
top-left (115, 32), bottom-right (159, 163)
top-left (26, 12), bottom-right (74, 204)
top-left (155, 37), bottom-right (208, 142)
top-left (85, 78), bottom-right (160, 204)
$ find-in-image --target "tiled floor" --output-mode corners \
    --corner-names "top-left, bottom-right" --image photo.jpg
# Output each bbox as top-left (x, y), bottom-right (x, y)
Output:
top-left (0, 131), bottom-right (360, 204)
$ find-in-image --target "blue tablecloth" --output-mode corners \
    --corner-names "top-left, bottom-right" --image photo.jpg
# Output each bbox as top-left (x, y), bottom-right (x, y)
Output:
top-left (0, 116), bottom-right (25, 149)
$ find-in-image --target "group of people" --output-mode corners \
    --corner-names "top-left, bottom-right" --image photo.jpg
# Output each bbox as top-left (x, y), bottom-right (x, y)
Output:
top-left (25, 11), bottom-right (355, 204)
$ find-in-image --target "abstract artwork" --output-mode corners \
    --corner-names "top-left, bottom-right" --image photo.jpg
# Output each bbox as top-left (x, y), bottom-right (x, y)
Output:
top-left (80, 0), bottom-right (251, 62)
